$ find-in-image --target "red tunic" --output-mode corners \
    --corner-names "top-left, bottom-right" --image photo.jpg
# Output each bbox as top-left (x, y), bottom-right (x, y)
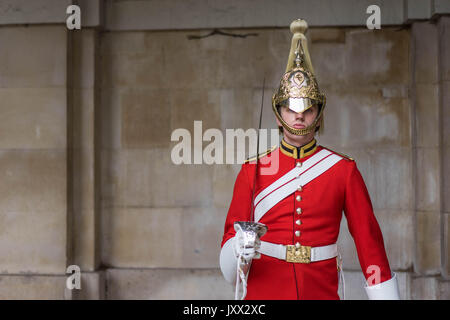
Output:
top-left (221, 139), bottom-right (392, 300)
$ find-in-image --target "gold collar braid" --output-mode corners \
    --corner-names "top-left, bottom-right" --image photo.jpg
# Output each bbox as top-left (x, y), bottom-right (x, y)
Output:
top-left (280, 138), bottom-right (317, 159)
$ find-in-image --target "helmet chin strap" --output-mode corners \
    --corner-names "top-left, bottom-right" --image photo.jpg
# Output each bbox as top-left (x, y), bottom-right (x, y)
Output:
top-left (273, 102), bottom-right (324, 136)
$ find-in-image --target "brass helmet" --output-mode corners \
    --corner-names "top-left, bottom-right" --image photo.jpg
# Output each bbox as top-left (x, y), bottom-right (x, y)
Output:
top-left (272, 19), bottom-right (326, 136)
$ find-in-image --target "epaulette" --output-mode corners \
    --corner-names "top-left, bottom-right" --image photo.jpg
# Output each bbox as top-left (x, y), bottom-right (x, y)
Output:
top-left (244, 145), bottom-right (277, 164)
top-left (322, 146), bottom-right (354, 161)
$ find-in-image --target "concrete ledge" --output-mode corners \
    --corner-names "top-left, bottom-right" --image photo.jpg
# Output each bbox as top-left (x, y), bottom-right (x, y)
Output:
top-left (1, 0), bottom-right (450, 28)
top-left (105, 268), bottom-right (234, 300)
top-left (0, 0), bottom-right (101, 27)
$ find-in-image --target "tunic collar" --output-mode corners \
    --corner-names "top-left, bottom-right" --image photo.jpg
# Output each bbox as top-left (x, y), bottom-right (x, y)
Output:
top-left (280, 138), bottom-right (317, 159)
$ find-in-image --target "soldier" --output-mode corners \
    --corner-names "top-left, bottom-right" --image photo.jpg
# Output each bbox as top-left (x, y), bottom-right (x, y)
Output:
top-left (219, 19), bottom-right (400, 300)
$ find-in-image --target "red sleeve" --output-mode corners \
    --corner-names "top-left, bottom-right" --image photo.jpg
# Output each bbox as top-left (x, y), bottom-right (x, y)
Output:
top-left (221, 164), bottom-right (253, 247)
top-left (343, 161), bottom-right (392, 284)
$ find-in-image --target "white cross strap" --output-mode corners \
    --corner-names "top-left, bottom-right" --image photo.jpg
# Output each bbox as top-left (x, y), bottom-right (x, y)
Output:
top-left (254, 150), bottom-right (343, 223)
top-left (254, 149), bottom-right (332, 205)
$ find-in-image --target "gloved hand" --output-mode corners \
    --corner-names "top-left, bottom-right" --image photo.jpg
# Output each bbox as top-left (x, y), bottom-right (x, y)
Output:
top-left (232, 223), bottom-right (262, 261)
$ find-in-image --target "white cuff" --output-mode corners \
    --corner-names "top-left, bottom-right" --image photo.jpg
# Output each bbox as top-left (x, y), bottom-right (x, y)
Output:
top-left (364, 272), bottom-right (400, 300)
top-left (219, 237), bottom-right (238, 284)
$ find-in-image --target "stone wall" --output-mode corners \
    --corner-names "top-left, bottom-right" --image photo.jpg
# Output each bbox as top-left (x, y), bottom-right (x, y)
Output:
top-left (0, 0), bottom-right (448, 300)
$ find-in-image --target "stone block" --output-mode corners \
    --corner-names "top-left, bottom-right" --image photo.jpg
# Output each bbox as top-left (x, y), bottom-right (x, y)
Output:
top-left (0, 275), bottom-right (66, 299)
top-left (338, 209), bottom-right (414, 271)
top-left (72, 271), bottom-right (105, 300)
top-left (169, 88), bottom-right (221, 133)
top-left (320, 88), bottom-right (410, 150)
top-left (439, 17), bottom-right (450, 81)
top-left (412, 22), bottom-right (438, 84)
top-left (101, 207), bottom-right (184, 268)
top-left (101, 148), bottom-right (214, 208)
top-left (0, 150), bottom-right (67, 273)
top-left (0, 149), bottom-right (66, 214)
top-left (0, 25), bottom-right (66, 87)
top-left (411, 276), bottom-right (439, 299)
top-left (309, 28), bottom-right (346, 44)
top-left (439, 279), bottom-right (450, 300)
top-left (210, 29), bottom-right (289, 90)
top-left (415, 84), bottom-right (439, 148)
top-left (101, 32), bottom-right (147, 55)
top-left (100, 32), bottom-right (167, 89)
top-left (416, 211), bottom-right (441, 275)
top-left (309, 41), bottom-right (346, 87)
top-left (101, 206), bottom-right (223, 268)
top-left (78, 0), bottom-right (102, 28)
top-left (344, 29), bottom-right (409, 87)
top-left (0, 0), bottom-right (71, 25)
top-left (0, 207), bottom-right (67, 274)
top-left (121, 88), bottom-right (171, 149)
top-left (444, 214), bottom-right (450, 277)
top-left (216, 89), bottom-right (260, 131)
top-left (416, 148), bottom-right (440, 212)
top-left (407, 0), bottom-right (432, 20)
top-left (105, 268), bottom-right (234, 299)
top-left (364, 148), bottom-right (413, 211)
top-left (0, 88), bottom-right (67, 149)
top-left (435, 1), bottom-right (450, 14)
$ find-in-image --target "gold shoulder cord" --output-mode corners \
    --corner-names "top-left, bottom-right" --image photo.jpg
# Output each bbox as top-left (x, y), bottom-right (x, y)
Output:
top-left (244, 145), bottom-right (277, 164)
top-left (322, 146), bottom-right (354, 161)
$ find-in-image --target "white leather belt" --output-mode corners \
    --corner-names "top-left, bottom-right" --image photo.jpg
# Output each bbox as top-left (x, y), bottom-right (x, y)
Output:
top-left (258, 241), bottom-right (338, 263)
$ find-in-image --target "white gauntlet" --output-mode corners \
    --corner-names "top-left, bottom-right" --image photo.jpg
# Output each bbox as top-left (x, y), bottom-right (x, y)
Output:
top-left (233, 222), bottom-right (262, 261)
top-left (364, 272), bottom-right (400, 300)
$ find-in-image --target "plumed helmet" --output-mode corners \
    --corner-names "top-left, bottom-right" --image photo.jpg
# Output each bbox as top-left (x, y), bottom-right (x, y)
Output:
top-left (272, 19), bottom-right (326, 136)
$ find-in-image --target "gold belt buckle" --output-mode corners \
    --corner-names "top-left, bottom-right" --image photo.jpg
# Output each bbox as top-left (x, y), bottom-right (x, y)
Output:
top-left (286, 245), bottom-right (311, 263)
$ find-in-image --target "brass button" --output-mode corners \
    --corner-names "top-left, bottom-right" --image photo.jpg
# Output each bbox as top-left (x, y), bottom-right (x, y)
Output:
top-left (296, 195), bottom-right (302, 202)
top-left (295, 230), bottom-right (301, 237)
top-left (296, 207), bottom-right (302, 215)
top-left (296, 162), bottom-right (302, 168)
top-left (295, 219), bottom-right (301, 225)
top-left (297, 185), bottom-right (303, 192)
top-left (295, 242), bottom-right (301, 248)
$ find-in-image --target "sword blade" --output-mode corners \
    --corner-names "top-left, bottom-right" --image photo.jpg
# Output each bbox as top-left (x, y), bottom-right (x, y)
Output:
top-left (250, 77), bottom-right (265, 222)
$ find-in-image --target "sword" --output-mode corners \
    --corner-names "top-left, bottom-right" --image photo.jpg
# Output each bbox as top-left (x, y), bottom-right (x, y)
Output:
top-left (234, 77), bottom-right (268, 300)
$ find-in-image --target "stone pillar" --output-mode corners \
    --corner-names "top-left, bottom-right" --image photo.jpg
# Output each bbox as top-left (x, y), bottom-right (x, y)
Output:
top-left (69, 27), bottom-right (105, 299)
top-left (409, 16), bottom-right (450, 299)
top-left (439, 17), bottom-right (450, 280)
top-left (411, 21), bottom-right (441, 276)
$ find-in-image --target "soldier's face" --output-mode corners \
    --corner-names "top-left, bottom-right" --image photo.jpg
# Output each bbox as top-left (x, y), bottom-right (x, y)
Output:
top-left (279, 104), bottom-right (318, 129)
top-left (277, 104), bottom-right (319, 145)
